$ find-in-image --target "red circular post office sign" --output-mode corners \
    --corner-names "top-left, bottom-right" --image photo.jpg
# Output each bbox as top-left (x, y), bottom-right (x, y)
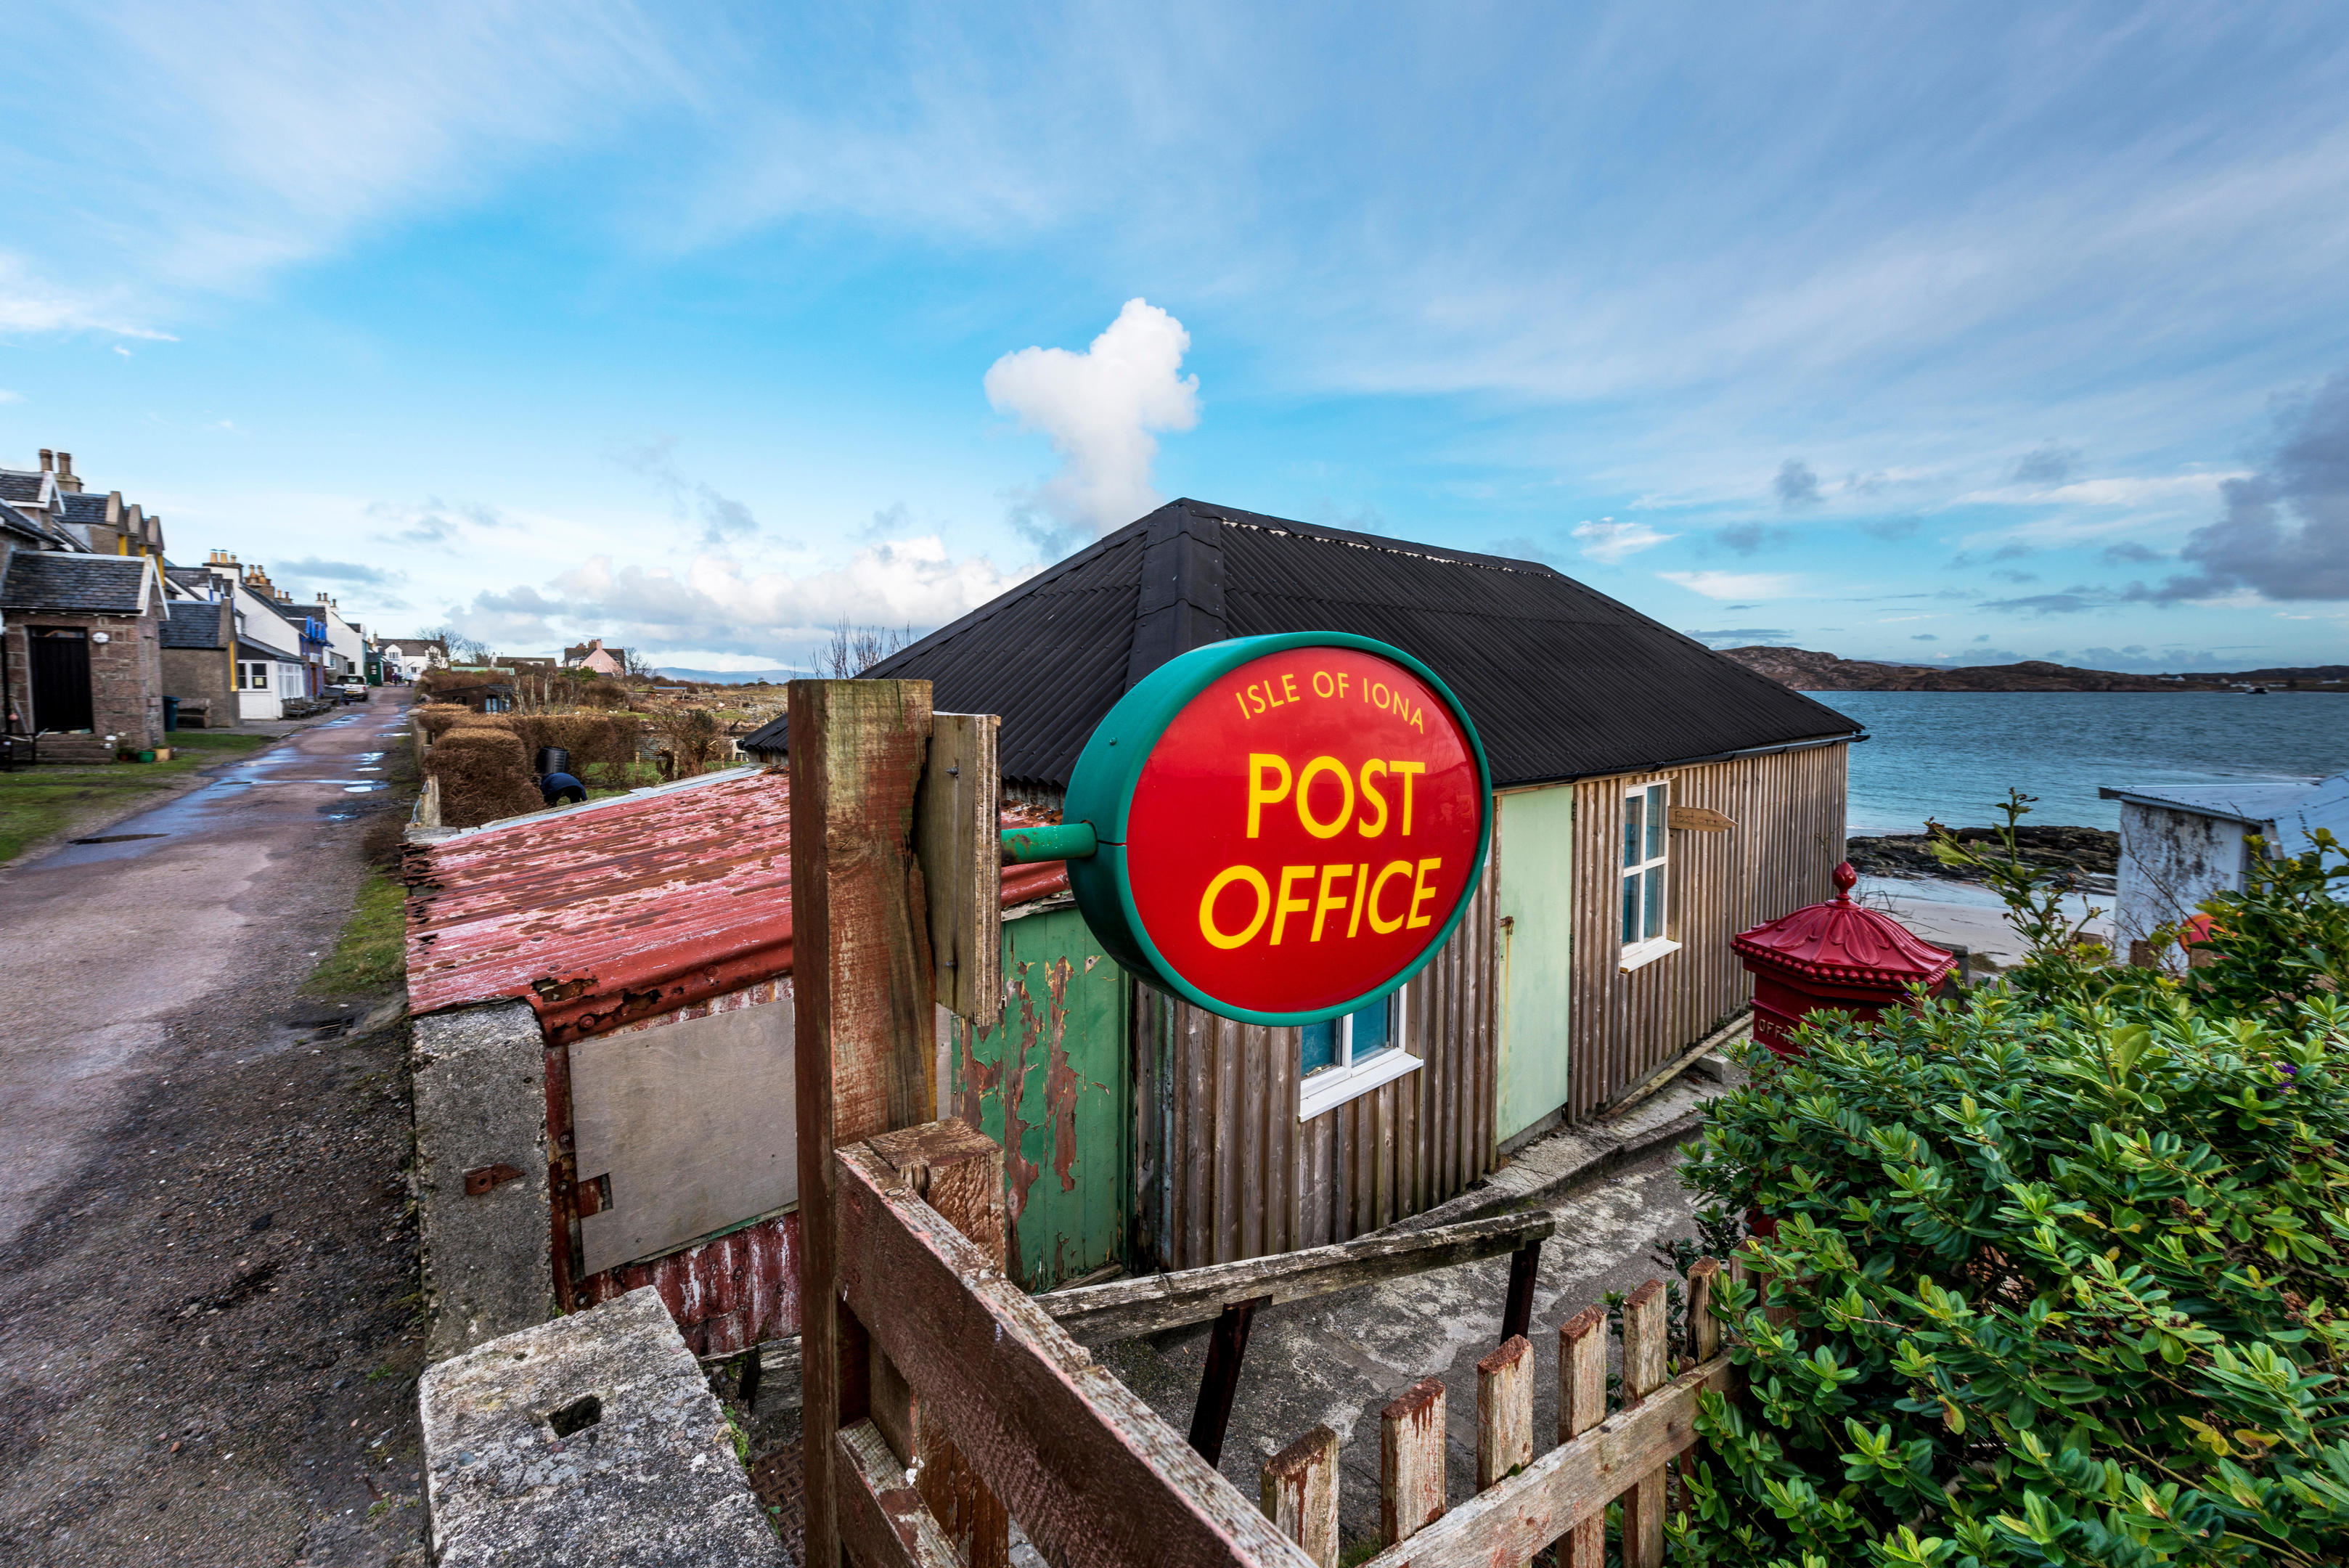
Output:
top-left (1065, 632), bottom-right (1492, 1025)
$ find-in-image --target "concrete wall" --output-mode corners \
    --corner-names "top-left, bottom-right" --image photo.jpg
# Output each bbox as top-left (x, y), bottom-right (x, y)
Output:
top-left (1495, 784), bottom-right (1575, 1148)
top-left (2115, 800), bottom-right (2257, 951)
top-left (161, 643), bottom-right (235, 727)
top-left (414, 1000), bottom-right (557, 1362)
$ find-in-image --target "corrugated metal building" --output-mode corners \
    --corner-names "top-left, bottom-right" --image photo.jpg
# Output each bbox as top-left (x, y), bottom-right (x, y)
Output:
top-left (743, 499), bottom-right (1862, 1277)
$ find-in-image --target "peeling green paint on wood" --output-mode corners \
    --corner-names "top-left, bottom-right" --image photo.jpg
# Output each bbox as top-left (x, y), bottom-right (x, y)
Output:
top-left (950, 905), bottom-right (1130, 1291)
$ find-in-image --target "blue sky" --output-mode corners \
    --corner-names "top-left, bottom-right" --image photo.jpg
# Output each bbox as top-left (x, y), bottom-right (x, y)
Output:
top-left (4, 2), bottom-right (2348, 672)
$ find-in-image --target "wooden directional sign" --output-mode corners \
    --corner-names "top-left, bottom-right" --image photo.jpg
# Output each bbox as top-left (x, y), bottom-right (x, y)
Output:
top-left (1062, 633), bottom-right (1492, 1026)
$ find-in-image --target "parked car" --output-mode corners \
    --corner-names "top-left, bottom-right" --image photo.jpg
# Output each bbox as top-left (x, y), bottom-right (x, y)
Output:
top-left (338, 679), bottom-right (370, 703)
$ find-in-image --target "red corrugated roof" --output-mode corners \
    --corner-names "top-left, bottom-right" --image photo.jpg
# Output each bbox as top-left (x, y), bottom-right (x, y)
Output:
top-left (404, 768), bottom-right (1069, 1044)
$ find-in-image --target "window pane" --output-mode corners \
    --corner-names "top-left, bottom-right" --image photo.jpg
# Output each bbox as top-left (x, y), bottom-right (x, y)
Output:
top-left (1646, 785), bottom-right (1667, 860)
top-left (1643, 865), bottom-right (1666, 940)
top-left (1622, 794), bottom-right (1642, 867)
top-left (1301, 1021), bottom-right (1337, 1075)
top-left (1351, 995), bottom-right (1394, 1061)
top-left (1622, 871), bottom-right (1640, 944)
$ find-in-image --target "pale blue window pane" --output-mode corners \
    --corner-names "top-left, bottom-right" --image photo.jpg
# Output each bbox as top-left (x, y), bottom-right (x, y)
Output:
top-left (1350, 996), bottom-right (1394, 1063)
top-left (1645, 785), bottom-right (1667, 860)
top-left (1301, 1020), bottom-right (1338, 1075)
top-left (1622, 795), bottom-right (1643, 867)
top-left (1643, 865), bottom-right (1666, 940)
top-left (1621, 873), bottom-right (1639, 944)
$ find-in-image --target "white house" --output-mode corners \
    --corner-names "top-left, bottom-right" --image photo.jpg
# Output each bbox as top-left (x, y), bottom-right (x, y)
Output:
top-left (2100, 771), bottom-right (2349, 957)
top-left (309, 594), bottom-right (367, 680)
top-left (199, 554), bottom-right (309, 720)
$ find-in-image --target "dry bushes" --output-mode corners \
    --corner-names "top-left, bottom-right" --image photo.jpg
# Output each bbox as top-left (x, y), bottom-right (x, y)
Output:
top-left (505, 713), bottom-right (645, 785)
top-left (423, 727), bottom-right (542, 828)
top-left (412, 703), bottom-right (478, 744)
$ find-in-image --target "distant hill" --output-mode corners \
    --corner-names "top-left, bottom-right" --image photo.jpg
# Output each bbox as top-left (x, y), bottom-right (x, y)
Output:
top-left (653, 666), bottom-right (806, 685)
top-left (1717, 646), bottom-right (2349, 693)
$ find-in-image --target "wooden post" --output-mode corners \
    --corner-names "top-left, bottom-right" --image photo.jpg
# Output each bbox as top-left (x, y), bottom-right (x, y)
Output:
top-left (793, 677), bottom-right (936, 1568)
top-left (867, 1121), bottom-right (1013, 1568)
top-left (1476, 1334), bottom-right (1533, 1490)
top-left (918, 713), bottom-right (1001, 1028)
top-left (1556, 1304), bottom-right (1608, 1568)
top-left (1188, 1295), bottom-right (1270, 1465)
top-left (1618, 1280), bottom-right (1670, 1568)
top-left (1380, 1376), bottom-right (1445, 1547)
top-left (1687, 1257), bottom-right (1722, 1363)
top-left (1259, 1426), bottom-right (1340, 1568)
top-left (1500, 1238), bottom-right (1542, 1344)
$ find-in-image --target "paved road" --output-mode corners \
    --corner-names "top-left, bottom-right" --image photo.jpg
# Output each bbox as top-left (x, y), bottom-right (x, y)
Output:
top-left (0, 698), bottom-right (410, 1248)
top-left (0, 693), bottom-right (431, 1567)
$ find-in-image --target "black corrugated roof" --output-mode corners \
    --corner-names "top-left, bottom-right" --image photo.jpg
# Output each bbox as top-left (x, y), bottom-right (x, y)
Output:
top-left (743, 499), bottom-right (1860, 790)
top-left (1, 551), bottom-right (148, 614)
top-left (163, 600), bottom-right (226, 648)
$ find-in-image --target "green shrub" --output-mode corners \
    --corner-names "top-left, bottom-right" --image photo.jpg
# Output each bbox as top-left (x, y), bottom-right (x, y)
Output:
top-left (1675, 824), bottom-right (2349, 1567)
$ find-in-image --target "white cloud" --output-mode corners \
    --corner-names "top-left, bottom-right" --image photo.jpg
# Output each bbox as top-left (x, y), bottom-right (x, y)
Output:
top-left (1658, 570), bottom-right (1802, 600)
top-left (984, 298), bottom-right (1200, 535)
top-left (1570, 518), bottom-right (1675, 563)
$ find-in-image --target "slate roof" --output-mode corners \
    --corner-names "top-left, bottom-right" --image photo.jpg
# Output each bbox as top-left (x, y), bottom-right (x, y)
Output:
top-left (1, 501), bottom-right (46, 546)
top-left (742, 499), bottom-right (1862, 791)
top-left (60, 491), bottom-right (110, 523)
top-left (163, 600), bottom-right (228, 649)
top-left (0, 471), bottom-right (44, 505)
top-left (1, 551), bottom-right (149, 614)
top-left (165, 566), bottom-right (218, 595)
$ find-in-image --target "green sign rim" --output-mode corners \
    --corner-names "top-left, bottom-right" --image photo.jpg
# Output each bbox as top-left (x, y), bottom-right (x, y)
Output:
top-left (1064, 632), bottom-right (1495, 1027)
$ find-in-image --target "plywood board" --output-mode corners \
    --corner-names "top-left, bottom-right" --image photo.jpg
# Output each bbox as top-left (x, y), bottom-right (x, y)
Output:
top-left (574, 1000), bottom-right (797, 1276)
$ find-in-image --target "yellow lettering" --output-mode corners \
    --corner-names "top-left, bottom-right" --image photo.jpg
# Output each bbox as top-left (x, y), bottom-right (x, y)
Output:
top-left (1347, 861), bottom-right (1369, 937)
top-left (1408, 857), bottom-right (1443, 928)
top-left (1391, 761), bottom-right (1426, 833)
top-left (1310, 863), bottom-right (1354, 941)
top-left (1246, 754), bottom-right (1292, 838)
top-left (1233, 690), bottom-right (1249, 723)
top-left (1372, 681), bottom-right (1391, 709)
top-left (1296, 755), bottom-right (1355, 838)
top-left (1339, 673), bottom-right (1350, 699)
top-left (1271, 865), bottom-right (1315, 944)
top-left (1312, 669), bottom-right (1335, 698)
top-left (1356, 760), bottom-right (1389, 837)
top-left (1198, 866), bottom-right (1272, 950)
top-left (1412, 704), bottom-right (1425, 733)
top-left (1368, 860), bottom-right (1414, 934)
top-left (1248, 683), bottom-right (1268, 716)
top-left (1282, 672), bottom-right (1301, 704)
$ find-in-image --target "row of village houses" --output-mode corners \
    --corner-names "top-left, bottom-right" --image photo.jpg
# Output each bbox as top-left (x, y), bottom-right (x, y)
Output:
top-left (0, 446), bottom-right (462, 759)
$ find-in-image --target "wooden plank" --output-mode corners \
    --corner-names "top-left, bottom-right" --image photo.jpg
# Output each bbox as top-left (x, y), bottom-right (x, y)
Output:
top-left (1500, 1240), bottom-right (1541, 1345)
top-left (1188, 1296), bottom-right (1269, 1465)
top-left (1670, 805), bottom-right (1735, 833)
top-left (1379, 1377), bottom-right (1445, 1547)
top-left (918, 714), bottom-right (1001, 1027)
top-left (1042, 1211), bottom-right (1556, 1346)
top-left (835, 1139), bottom-right (1318, 1568)
top-left (1556, 1305), bottom-right (1606, 1568)
top-left (837, 1417), bottom-right (965, 1568)
top-left (1259, 1426), bottom-right (1339, 1568)
top-left (1618, 1280), bottom-right (1669, 1568)
top-left (1687, 1257), bottom-right (1722, 1363)
top-left (868, 1120), bottom-right (1013, 1568)
top-left (1360, 1357), bottom-right (1739, 1568)
top-left (1476, 1335), bottom-right (1532, 1492)
top-left (792, 676), bottom-right (938, 1568)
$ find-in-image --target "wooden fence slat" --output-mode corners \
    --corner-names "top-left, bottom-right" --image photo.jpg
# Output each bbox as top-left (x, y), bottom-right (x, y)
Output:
top-left (1357, 1357), bottom-right (1739, 1568)
top-left (1260, 1426), bottom-right (1340, 1568)
top-left (1049, 1212), bottom-right (1554, 1345)
top-left (1380, 1377), bottom-right (1446, 1547)
top-left (1556, 1305), bottom-right (1606, 1568)
top-left (836, 1139), bottom-right (1318, 1568)
top-left (1619, 1280), bottom-right (1669, 1568)
top-left (792, 677), bottom-right (937, 1568)
top-left (918, 713), bottom-right (1001, 1027)
top-left (1476, 1334), bottom-right (1534, 1491)
top-left (838, 1418), bottom-right (965, 1568)
top-left (1688, 1257), bottom-right (1722, 1363)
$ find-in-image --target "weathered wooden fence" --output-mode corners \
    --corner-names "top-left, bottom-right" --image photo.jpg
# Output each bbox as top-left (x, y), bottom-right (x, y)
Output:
top-left (1259, 1259), bottom-right (1739, 1568)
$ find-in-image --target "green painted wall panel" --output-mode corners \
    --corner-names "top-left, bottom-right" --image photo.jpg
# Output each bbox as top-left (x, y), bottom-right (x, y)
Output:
top-left (1496, 786), bottom-right (1574, 1142)
top-left (950, 905), bottom-right (1129, 1292)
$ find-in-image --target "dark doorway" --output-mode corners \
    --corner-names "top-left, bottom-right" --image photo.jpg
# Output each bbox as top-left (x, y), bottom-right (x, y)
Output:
top-left (29, 627), bottom-right (94, 732)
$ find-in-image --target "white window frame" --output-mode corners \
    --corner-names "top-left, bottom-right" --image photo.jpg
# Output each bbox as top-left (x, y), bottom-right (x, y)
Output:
top-left (237, 660), bottom-right (269, 691)
top-left (1620, 780), bottom-right (1680, 972)
top-left (1297, 985), bottom-right (1422, 1122)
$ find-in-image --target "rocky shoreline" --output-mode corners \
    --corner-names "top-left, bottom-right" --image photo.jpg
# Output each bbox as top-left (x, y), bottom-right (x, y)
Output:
top-left (1845, 823), bottom-right (2118, 884)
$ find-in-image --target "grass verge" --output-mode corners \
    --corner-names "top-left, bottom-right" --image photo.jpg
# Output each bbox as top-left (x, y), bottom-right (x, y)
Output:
top-left (0, 730), bottom-right (275, 865)
top-left (304, 867), bottom-right (409, 995)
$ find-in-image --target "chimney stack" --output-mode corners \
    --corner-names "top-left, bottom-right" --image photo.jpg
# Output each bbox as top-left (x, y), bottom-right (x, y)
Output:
top-left (38, 449), bottom-right (52, 473)
top-left (54, 453), bottom-right (80, 493)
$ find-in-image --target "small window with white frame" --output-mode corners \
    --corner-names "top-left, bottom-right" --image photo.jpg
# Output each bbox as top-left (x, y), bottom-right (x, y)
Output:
top-left (1297, 986), bottom-right (1421, 1121)
top-left (237, 661), bottom-right (269, 690)
top-left (1620, 780), bottom-right (1677, 970)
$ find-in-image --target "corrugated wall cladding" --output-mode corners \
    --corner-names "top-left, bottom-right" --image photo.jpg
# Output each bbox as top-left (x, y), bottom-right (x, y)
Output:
top-left (1134, 860), bottom-right (1497, 1272)
top-left (1566, 743), bottom-right (1848, 1118)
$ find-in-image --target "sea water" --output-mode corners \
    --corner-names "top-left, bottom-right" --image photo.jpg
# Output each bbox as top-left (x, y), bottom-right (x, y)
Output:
top-left (1812, 690), bottom-right (2349, 834)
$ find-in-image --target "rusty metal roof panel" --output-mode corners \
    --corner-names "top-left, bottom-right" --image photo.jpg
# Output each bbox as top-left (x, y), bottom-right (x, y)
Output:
top-left (406, 767), bottom-right (1070, 1042)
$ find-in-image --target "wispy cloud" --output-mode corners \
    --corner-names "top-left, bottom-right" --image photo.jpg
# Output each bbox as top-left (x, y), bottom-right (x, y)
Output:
top-left (1572, 518), bottom-right (1675, 562)
top-left (1659, 570), bottom-right (1801, 600)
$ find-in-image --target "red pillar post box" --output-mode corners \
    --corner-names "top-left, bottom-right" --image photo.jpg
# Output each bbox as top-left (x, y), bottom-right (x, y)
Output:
top-left (1732, 862), bottom-right (1956, 1056)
